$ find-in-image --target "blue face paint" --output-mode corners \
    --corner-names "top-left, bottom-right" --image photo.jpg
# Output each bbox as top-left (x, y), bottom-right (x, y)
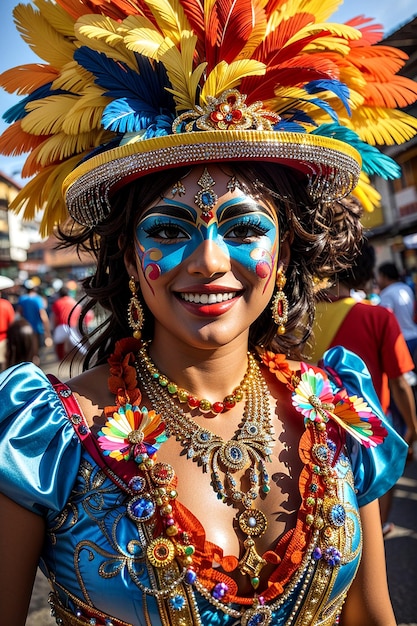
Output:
top-left (135, 196), bottom-right (278, 287)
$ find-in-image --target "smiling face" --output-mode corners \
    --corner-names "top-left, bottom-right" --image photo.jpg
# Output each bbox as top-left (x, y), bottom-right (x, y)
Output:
top-left (129, 165), bottom-right (282, 350)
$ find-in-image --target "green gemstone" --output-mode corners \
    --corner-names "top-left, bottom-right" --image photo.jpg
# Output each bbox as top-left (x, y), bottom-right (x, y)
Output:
top-left (167, 383), bottom-right (178, 394)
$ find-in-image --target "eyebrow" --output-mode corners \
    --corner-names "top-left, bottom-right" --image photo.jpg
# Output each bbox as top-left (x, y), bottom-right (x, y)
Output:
top-left (139, 203), bottom-right (197, 223)
top-left (219, 199), bottom-right (276, 222)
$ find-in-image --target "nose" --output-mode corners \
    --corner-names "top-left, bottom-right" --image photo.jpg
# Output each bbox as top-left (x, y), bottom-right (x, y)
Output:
top-left (187, 239), bottom-right (231, 277)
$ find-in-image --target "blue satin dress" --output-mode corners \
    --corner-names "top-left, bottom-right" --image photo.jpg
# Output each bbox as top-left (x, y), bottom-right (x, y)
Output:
top-left (0, 347), bottom-right (407, 626)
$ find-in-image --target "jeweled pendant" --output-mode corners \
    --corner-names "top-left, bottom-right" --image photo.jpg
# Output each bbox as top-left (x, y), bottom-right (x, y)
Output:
top-left (238, 537), bottom-right (267, 580)
top-left (241, 604), bottom-right (273, 626)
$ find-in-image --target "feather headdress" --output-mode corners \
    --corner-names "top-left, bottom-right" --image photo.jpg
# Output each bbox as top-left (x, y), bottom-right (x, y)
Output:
top-left (1, 0), bottom-right (417, 234)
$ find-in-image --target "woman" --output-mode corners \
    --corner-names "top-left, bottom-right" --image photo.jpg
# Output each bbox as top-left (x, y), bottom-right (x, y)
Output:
top-left (1, 1), bottom-right (416, 624)
top-left (6, 317), bottom-right (37, 367)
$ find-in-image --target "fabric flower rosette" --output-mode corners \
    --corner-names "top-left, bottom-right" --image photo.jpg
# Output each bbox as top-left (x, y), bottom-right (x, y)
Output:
top-left (291, 361), bottom-right (387, 448)
top-left (98, 403), bottom-right (167, 464)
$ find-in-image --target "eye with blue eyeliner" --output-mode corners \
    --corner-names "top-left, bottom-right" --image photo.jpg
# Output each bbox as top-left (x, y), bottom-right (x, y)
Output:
top-left (142, 218), bottom-right (191, 242)
top-left (223, 216), bottom-right (271, 242)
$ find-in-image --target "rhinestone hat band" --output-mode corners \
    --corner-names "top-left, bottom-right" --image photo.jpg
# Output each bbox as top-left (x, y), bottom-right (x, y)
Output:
top-left (64, 130), bottom-right (361, 228)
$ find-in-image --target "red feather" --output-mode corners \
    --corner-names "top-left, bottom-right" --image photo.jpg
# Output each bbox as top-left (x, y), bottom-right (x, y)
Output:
top-left (344, 16), bottom-right (384, 46)
top-left (253, 13), bottom-right (316, 64)
top-left (217, 0), bottom-right (258, 63)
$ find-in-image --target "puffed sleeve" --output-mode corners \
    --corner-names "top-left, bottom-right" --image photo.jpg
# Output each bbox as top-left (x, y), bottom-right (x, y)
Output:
top-left (0, 362), bottom-right (82, 515)
top-left (322, 346), bottom-right (408, 507)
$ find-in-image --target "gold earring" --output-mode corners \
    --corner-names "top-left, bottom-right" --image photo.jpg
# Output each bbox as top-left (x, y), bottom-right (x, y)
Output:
top-left (271, 269), bottom-right (288, 335)
top-left (128, 276), bottom-right (145, 339)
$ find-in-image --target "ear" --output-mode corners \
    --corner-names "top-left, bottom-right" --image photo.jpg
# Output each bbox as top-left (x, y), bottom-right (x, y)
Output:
top-left (120, 234), bottom-right (140, 282)
top-left (278, 237), bottom-right (291, 272)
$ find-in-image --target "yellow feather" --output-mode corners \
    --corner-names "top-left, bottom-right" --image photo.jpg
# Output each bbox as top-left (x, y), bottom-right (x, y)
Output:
top-left (157, 33), bottom-right (204, 110)
top-left (22, 94), bottom-right (80, 135)
top-left (296, 0), bottom-right (345, 24)
top-left (352, 172), bottom-right (381, 213)
top-left (52, 60), bottom-right (93, 94)
top-left (62, 87), bottom-right (110, 135)
top-left (13, 3), bottom-right (75, 68)
top-left (266, 0), bottom-right (344, 33)
top-left (75, 15), bottom-right (137, 69)
top-left (142, 0), bottom-right (191, 45)
top-left (122, 15), bottom-right (166, 59)
top-left (0, 64), bottom-right (59, 95)
top-left (201, 60), bottom-right (266, 103)
top-left (34, 0), bottom-right (76, 38)
top-left (24, 130), bottom-right (110, 168)
top-left (350, 107), bottom-right (417, 146)
top-left (9, 156), bottom-right (81, 235)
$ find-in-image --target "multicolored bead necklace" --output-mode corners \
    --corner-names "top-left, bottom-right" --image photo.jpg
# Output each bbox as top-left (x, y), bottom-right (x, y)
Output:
top-left (140, 342), bottom-right (251, 415)
top-left (136, 342), bottom-right (275, 588)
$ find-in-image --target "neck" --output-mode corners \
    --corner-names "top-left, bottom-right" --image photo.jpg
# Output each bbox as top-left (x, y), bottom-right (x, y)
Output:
top-left (147, 329), bottom-right (251, 404)
top-left (321, 282), bottom-right (350, 301)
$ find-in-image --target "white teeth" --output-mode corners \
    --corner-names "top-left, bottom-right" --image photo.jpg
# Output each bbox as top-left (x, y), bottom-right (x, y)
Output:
top-left (180, 292), bottom-right (236, 303)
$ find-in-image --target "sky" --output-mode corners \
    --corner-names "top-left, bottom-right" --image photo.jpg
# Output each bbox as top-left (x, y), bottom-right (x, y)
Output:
top-left (0, 0), bottom-right (416, 181)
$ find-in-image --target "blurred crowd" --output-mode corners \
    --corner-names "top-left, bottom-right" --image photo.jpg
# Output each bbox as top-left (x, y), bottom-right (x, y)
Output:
top-left (0, 276), bottom-right (95, 372)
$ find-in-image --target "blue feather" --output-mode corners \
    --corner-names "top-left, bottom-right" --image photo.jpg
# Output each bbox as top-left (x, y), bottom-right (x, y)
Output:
top-left (305, 80), bottom-right (351, 116)
top-left (74, 48), bottom-right (175, 110)
top-left (2, 84), bottom-right (65, 123)
top-left (312, 123), bottom-right (402, 179)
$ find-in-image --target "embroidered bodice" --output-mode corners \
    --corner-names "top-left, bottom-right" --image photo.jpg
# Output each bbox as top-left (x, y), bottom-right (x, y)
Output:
top-left (0, 346), bottom-right (407, 626)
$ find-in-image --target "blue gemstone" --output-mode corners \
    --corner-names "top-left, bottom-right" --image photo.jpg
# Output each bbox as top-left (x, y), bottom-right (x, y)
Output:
top-left (185, 569), bottom-right (197, 584)
top-left (128, 496), bottom-right (155, 521)
top-left (330, 504), bottom-right (346, 527)
top-left (230, 446), bottom-right (242, 460)
top-left (169, 594), bottom-right (186, 610)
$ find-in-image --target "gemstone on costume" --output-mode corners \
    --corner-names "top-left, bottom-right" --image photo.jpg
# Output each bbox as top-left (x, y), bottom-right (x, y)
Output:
top-left (312, 443), bottom-right (329, 463)
top-left (150, 462), bottom-right (175, 485)
top-left (146, 537), bottom-right (175, 567)
top-left (241, 605), bottom-right (273, 626)
top-left (185, 568), bottom-right (197, 584)
top-left (219, 441), bottom-right (249, 470)
top-left (127, 495), bottom-right (156, 522)
top-left (128, 476), bottom-right (146, 492)
top-left (238, 508), bottom-right (268, 537)
top-left (329, 503), bottom-right (346, 527)
top-left (169, 594), bottom-right (186, 610)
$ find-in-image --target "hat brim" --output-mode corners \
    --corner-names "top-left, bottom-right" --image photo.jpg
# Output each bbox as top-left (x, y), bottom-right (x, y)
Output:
top-left (63, 130), bottom-right (361, 227)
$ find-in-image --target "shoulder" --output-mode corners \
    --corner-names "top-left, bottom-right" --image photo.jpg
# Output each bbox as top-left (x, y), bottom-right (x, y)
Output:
top-left (0, 362), bottom-right (82, 514)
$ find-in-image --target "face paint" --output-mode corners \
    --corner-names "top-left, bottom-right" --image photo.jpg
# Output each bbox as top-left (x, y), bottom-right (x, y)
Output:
top-left (135, 190), bottom-right (278, 290)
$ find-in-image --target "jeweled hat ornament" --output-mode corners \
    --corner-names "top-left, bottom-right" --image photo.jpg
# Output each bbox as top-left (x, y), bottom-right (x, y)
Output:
top-left (1, 0), bottom-right (417, 235)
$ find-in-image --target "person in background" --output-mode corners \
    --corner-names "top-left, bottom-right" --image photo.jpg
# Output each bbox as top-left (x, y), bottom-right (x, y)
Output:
top-left (310, 240), bottom-right (417, 536)
top-left (17, 281), bottom-right (52, 363)
top-left (0, 290), bottom-right (15, 372)
top-left (6, 318), bottom-right (37, 367)
top-left (1, 1), bottom-right (417, 625)
top-left (378, 262), bottom-right (417, 363)
top-left (51, 286), bottom-right (81, 360)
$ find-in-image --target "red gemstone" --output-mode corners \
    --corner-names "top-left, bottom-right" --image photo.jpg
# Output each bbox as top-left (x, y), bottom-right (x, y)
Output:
top-left (188, 396), bottom-right (200, 409)
top-left (277, 300), bottom-right (283, 316)
top-left (212, 402), bottom-right (224, 414)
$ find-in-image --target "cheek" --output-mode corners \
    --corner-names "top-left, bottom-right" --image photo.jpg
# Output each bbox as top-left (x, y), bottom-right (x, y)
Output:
top-left (229, 237), bottom-right (277, 288)
top-left (136, 239), bottom-right (200, 282)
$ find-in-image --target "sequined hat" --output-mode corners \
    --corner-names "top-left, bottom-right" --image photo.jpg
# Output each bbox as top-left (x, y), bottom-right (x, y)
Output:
top-left (1, 0), bottom-right (417, 234)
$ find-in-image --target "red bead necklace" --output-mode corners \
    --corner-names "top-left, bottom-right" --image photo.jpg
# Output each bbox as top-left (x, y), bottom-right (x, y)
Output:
top-left (139, 342), bottom-right (252, 414)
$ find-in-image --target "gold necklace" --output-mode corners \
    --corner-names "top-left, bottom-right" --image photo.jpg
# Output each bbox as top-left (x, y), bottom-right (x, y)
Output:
top-left (141, 347), bottom-right (252, 414)
top-left (136, 342), bottom-right (275, 588)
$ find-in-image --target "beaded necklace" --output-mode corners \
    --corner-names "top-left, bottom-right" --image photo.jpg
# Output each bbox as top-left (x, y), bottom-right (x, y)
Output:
top-left (141, 346), bottom-right (253, 414)
top-left (136, 342), bottom-right (275, 588)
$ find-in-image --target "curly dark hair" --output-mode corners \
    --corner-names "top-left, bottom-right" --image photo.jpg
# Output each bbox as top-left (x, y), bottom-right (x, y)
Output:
top-left (57, 162), bottom-right (363, 367)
